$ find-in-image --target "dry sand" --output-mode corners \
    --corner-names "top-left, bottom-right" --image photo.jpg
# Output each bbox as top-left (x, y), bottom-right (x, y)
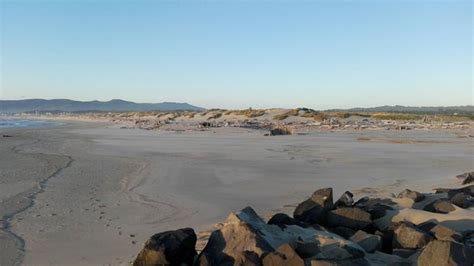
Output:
top-left (0, 122), bottom-right (473, 265)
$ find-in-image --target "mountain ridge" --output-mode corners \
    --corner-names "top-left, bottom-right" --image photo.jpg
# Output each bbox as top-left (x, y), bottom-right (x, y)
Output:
top-left (0, 99), bottom-right (205, 113)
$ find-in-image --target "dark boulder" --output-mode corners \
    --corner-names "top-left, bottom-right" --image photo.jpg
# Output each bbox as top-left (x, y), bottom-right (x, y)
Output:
top-left (416, 221), bottom-right (438, 233)
top-left (294, 241), bottom-right (321, 259)
top-left (306, 258), bottom-right (370, 266)
top-left (329, 227), bottom-right (356, 239)
top-left (327, 207), bottom-right (372, 230)
top-left (349, 230), bottom-right (382, 253)
top-left (423, 199), bottom-right (456, 214)
top-left (366, 203), bottom-right (391, 220)
top-left (397, 189), bottom-right (425, 202)
top-left (392, 222), bottom-right (432, 249)
top-left (450, 192), bottom-right (474, 208)
top-left (335, 191), bottom-right (354, 208)
top-left (392, 248), bottom-right (417, 258)
top-left (267, 213), bottom-right (306, 228)
top-left (262, 244), bottom-right (304, 266)
top-left (435, 185), bottom-right (474, 197)
top-left (294, 188), bottom-right (334, 224)
top-left (417, 240), bottom-right (474, 266)
top-left (133, 228), bottom-right (197, 266)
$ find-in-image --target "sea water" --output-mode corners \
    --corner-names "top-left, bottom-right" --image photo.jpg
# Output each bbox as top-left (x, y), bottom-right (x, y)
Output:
top-left (0, 119), bottom-right (60, 129)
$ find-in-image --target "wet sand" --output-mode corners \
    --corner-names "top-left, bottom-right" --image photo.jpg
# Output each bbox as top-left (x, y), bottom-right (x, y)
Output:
top-left (0, 122), bottom-right (473, 265)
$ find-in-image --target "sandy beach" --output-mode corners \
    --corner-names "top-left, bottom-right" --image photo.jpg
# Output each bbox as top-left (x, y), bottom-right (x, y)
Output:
top-left (1, 121), bottom-right (473, 265)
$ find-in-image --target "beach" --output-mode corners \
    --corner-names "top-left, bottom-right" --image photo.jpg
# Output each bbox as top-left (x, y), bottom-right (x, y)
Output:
top-left (0, 121), bottom-right (473, 265)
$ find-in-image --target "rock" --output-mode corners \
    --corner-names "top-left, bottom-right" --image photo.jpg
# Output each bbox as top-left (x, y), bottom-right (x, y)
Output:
top-left (450, 192), bottom-right (474, 208)
top-left (456, 172), bottom-right (474, 185)
top-left (417, 240), bottom-right (474, 266)
top-left (366, 203), bottom-right (391, 220)
top-left (327, 207), bottom-right (372, 230)
top-left (294, 241), bottom-right (321, 259)
top-left (267, 213), bottom-right (305, 228)
top-left (199, 206), bottom-right (364, 265)
top-left (423, 199), bottom-right (456, 214)
top-left (435, 185), bottom-right (474, 197)
top-left (463, 231), bottom-right (474, 248)
top-left (335, 191), bottom-right (354, 208)
top-left (329, 227), bottom-right (356, 239)
top-left (294, 188), bottom-right (334, 224)
top-left (416, 221), bottom-right (438, 233)
top-left (262, 244), bottom-right (304, 266)
top-left (429, 224), bottom-right (462, 242)
top-left (133, 228), bottom-right (197, 266)
top-left (392, 222), bottom-right (432, 249)
top-left (2, 134), bottom-right (13, 138)
top-left (365, 251), bottom-right (411, 265)
top-left (269, 127), bottom-right (292, 136)
top-left (349, 230), bottom-right (381, 253)
top-left (307, 258), bottom-right (370, 266)
top-left (197, 207), bottom-right (274, 265)
top-left (397, 189), bottom-right (425, 202)
top-left (392, 248), bottom-right (417, 258)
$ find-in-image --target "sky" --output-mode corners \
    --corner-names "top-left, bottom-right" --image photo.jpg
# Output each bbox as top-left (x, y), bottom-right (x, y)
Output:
top-left (0, 0), bottom-right (472, 109)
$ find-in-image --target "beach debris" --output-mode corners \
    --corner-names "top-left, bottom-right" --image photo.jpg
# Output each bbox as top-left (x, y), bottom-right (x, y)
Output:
top-left (268, 126), bottom-right (293, 136)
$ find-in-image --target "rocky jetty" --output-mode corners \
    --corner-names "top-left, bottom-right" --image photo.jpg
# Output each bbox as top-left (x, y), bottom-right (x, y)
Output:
top-left (133, 179), bottom-right (474, 265)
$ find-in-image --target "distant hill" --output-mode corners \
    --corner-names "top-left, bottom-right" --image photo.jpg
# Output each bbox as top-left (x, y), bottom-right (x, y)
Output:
top-left (326, 105), bottom-right (474, 116)
top-left (0, 99), bottom-right (205, 113)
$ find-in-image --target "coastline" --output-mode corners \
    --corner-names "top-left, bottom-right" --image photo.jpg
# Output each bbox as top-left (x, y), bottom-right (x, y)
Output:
top-left (0, 121), bottom-right (472, 265)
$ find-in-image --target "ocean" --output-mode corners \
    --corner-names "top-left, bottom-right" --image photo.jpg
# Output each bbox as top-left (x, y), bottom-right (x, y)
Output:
top-left (0, 119), bottom-right (60, 129)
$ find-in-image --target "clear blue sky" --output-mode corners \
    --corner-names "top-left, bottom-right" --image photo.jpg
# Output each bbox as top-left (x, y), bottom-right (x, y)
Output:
top-left (1, 0), bottom-right (472, 109)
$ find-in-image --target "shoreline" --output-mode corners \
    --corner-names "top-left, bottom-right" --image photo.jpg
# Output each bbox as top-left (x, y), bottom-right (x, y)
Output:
top-left (0, 122), bottom-right (472, 265)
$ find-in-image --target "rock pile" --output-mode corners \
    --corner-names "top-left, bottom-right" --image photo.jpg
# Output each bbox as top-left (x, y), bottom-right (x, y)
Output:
top-left (133, 183), bottom-right (474, 265)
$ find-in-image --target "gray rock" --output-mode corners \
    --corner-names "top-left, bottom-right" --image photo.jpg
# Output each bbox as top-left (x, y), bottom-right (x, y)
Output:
top-left (350, 230), bottom-right (382, 253)
top-left (294, 188), bottom-right (334, 224)
top-left (423, 199), bottom-right (456, 214)
top-left (456, 171), bottom-right (474, 185)
top-left (397, 189), bottom-right (425, 202)
top-left (365, 251), bottom-right (412, 265)
top-left (330, 227), bottom-right (356, 239)
top-left (133, 228), bottom-right (197, 266)
top-left (335, 191), bottom-right (354, 208)
top-left (197, 207), bottom-right (273, 265)
top-left (307, 258), bottom-right (370, 266)
top-left (267, 213), bottom-right (306, 228)
top-left (450, 192), bottom-right (474, 208)
top-left (392, 248), bottom-right (417, 258)
top-left (294, 241), bottom-right (321, 259)
top-left (392, 223), bottom-right (432, 249)
top-left (327, 207), bottom-right (372, 230)
top-left (417, 240), bottom-right (474, 266)
top-left (429, 224), bottom-right (463, 242)
top-left (435, 185), bottom-right (474, 197)
top-left (262, 244), bottom-right (304, 266)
